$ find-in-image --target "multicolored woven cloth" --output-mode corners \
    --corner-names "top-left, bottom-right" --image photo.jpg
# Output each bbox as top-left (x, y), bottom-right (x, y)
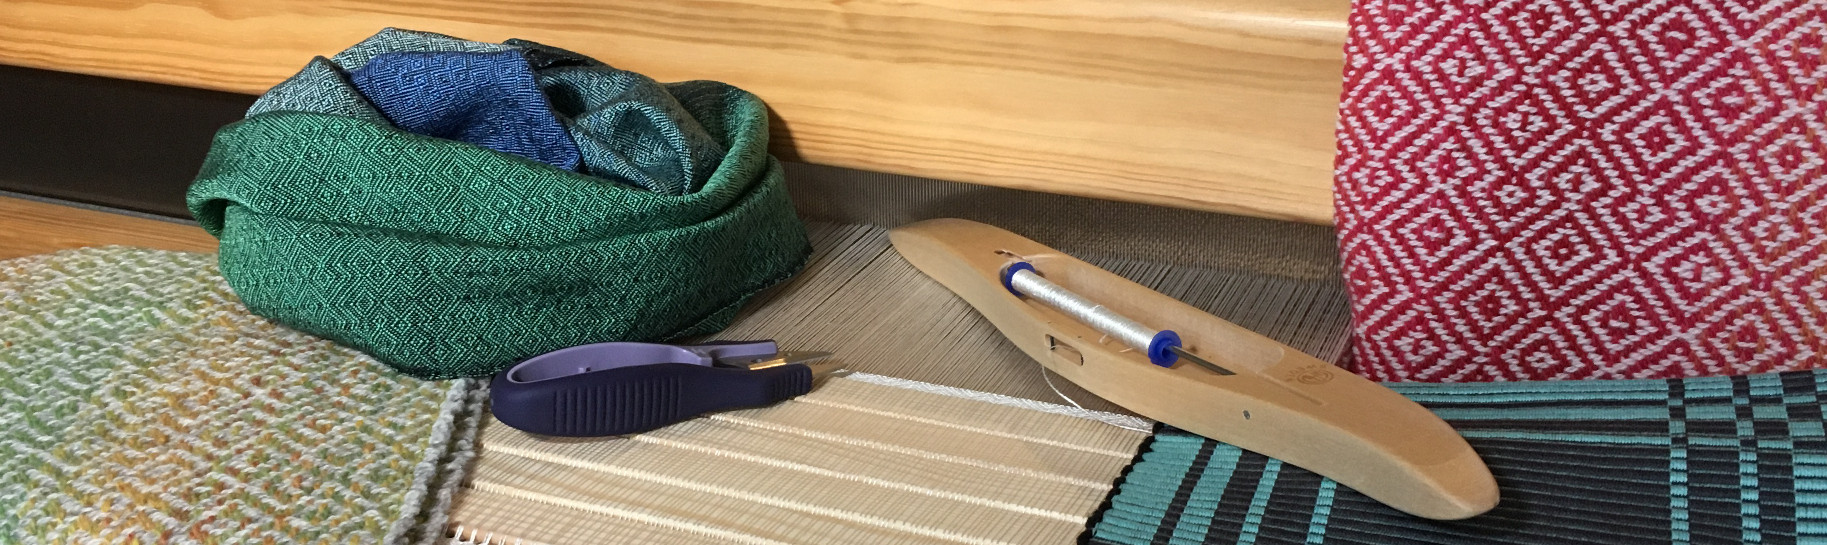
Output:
top-left (1085, 370), bottom-right (1827, 544)
top-left (0, 247), bottom-right (483, 544)
top-left (189, 29), bottom-right (810, 379)
top-left (1334, 0), bottom-right (1827, 381)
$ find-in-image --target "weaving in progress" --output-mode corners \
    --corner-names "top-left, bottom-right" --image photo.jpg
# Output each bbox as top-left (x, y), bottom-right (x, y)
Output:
top-left (442, 215), bottom-right (1358, 542)
top-left (0, 0), bottom-right (1822, 541)
top-left (890, 219), bottom-right (1498, 520)
top-left (451, 374), bottom-right (1152, 545)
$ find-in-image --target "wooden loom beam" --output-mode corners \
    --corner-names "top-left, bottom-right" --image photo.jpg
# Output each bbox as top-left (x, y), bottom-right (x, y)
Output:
top-left (0, 196), bottom-right (216, 260)
top-left (0, 0), bottom-right (1350, 224)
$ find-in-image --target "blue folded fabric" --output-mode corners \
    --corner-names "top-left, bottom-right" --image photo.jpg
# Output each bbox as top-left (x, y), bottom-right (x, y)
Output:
top-left (249, 29), bottom-right (727, 196)
top-left (349, 50), bottom-right (582, 170)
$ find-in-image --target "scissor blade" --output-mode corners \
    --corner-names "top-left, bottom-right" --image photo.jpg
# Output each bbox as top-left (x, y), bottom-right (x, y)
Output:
top-left (778, 351), bottom-right (835, 365)
top-left (736, 350), bottom-right (836, 371)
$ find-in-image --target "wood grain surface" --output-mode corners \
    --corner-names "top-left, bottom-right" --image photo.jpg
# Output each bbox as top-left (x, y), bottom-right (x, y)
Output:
top-left (0, 0), bottom-right (1348, 224)
top-left (0, 196), bottom-right (216, 260)
top-left (890, 219), bottom-right (1499, 520)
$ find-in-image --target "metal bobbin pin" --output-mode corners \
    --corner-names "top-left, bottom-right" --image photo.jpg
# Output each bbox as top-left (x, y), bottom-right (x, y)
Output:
top-left (1000, 261), bottom-right (1231, 374)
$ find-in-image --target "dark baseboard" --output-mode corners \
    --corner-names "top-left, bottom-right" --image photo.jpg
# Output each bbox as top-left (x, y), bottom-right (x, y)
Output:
top-left (0, 65), bottom-right (255, 218)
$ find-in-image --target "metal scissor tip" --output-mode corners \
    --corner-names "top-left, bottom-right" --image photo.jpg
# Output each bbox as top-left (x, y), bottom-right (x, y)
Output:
top-left (735, 351), bottom-right (841, 377)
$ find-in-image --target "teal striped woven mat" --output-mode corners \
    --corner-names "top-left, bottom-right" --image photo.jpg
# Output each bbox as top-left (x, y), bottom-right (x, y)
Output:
top-left (1085, 370), bottom-right (1827, 544)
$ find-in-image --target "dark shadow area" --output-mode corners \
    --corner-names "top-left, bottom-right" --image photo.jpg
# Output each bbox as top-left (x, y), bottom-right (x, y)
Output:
top-left (0, 65), bottom-right (256, 217)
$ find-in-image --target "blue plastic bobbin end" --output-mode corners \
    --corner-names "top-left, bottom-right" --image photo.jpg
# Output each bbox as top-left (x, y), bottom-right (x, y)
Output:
top-left (1001, 262), bottom-right (1038, 296)
top-left (1147, 330), bottom-right (1181, 367)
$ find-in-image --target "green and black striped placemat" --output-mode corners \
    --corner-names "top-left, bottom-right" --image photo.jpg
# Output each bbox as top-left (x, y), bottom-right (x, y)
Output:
top-left (1086, 370), bottom-right (1827, 544)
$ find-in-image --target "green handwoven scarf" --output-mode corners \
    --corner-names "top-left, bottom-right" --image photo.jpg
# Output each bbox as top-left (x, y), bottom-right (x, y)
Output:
top-left (188, 29), bottom-right (810, 379)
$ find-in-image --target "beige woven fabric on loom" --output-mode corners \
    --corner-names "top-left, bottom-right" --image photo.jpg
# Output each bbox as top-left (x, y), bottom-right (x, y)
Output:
top-left (447, 215), bottom-right (1355, 543)
top-left (447, 375), bottom-right (1151, 544)
top-left (715, 222), bottom-right (1353, 415)
top-left (445, 172), bottom-right (1358, 544)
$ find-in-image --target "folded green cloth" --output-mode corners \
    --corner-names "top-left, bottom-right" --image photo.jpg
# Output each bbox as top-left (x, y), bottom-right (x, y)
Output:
top-left (189, 29), bottom-right (810, 379)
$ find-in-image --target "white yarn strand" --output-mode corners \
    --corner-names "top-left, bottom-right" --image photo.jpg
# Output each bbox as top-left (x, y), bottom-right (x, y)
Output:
top-left (1008, 268), bottom-right (1158, 351)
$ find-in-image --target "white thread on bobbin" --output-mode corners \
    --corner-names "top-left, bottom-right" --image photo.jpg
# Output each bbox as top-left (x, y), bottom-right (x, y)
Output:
top-left (1008, 268), bottom-right (1158, 352)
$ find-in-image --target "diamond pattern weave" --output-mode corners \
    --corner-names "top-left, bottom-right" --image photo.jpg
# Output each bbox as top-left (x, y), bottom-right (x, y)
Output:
top-left (1335, 0), bottom-right (1827, 381)
top-left (0, 248), bottom-right (482, 544)
top-left (349, 50), bottom-right (582, 170)
top-left (188, 29), bottom-right (810, 379)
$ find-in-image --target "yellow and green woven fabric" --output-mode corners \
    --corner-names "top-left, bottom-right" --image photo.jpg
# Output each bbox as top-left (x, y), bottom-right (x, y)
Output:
top-left (0, 247), bottom-right (482, 544)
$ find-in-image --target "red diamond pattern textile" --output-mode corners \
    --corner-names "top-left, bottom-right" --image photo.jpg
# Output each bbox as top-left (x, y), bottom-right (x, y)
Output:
top-left (1335, 0), bottom-right (1827, 382)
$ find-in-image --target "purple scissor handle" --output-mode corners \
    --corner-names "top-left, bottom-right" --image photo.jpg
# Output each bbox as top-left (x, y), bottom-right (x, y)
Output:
top-left (489, 340), bottom-right (838, 437)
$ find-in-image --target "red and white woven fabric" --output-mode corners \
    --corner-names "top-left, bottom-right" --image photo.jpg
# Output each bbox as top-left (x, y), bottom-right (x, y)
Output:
top-left (1335, 0), bottom-right (1827, 381)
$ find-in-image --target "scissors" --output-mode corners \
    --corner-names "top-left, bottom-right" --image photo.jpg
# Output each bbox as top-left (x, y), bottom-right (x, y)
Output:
top-left (489, 340), bottom-right (840, 437)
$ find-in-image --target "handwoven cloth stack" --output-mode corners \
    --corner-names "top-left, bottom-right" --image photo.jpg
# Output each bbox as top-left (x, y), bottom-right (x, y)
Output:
top-left (188, 29), bottom-right (810, 379)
